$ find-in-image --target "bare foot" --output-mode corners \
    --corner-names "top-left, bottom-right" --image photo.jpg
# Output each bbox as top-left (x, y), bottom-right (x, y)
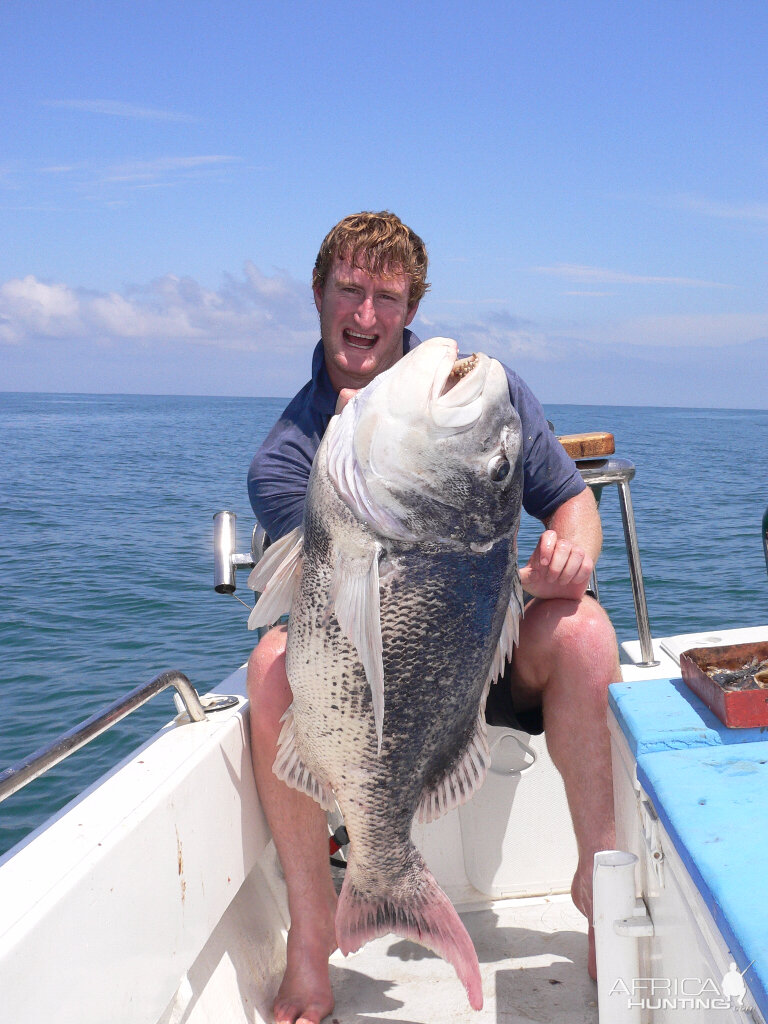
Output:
top-left (274, 926), bottom-right (337, 1024)
top-left (571, 869), bottom-right (597, 981)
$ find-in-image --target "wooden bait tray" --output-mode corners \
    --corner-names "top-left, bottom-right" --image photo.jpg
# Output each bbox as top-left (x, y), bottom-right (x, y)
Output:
top-left (557, 431), bottom-right (615, 459)
top-left (680, 640), bottom-right (768, 728)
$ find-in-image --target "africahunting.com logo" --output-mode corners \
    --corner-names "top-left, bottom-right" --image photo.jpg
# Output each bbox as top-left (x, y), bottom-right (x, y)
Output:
top-left (608, 963), bottom-right (752, 1011)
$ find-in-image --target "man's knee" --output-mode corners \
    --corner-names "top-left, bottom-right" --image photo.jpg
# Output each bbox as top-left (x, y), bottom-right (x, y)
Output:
top-left (549, 595), bottom-right (617, 664)
top-left (519, 595), bottom-right (619, 686)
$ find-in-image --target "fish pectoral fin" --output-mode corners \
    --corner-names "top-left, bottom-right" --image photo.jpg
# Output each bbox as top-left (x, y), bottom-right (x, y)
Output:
top-left (330, 547), bottom-right (385, 754)
top-left (273, 705), bottom-right (335, 810)
top-left (486, 573), bottom-right (524, 684)
top-left (416, 712), bottom-right (491, 824)
top-left (247, 526), bottom-right (304, 630)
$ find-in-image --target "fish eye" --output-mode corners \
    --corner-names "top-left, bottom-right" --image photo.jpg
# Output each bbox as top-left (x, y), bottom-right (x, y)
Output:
top-left (488, 454), bottom-right (510, 482)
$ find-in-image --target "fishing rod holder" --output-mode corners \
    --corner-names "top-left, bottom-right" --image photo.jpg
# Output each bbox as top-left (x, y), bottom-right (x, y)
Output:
top-left (213, 511), bottom-right (266, 594)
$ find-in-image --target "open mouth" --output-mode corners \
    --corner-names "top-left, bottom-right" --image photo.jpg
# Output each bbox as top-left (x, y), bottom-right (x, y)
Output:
top-left (442, 354), bottom-right (479, 394)
top-left (344, 329), bottom-right (377, 350)
top-left (430, 346), bottom-right (486, 430)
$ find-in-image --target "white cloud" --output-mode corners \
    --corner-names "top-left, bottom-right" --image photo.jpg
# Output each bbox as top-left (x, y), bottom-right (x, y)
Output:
top-left (0, 265), bottom-right (318, 350)
top-left (533, 264), bottom-right (729, 288)
top-left (44, 100), bottom-right (197, 123)
top-left (0, 277), bottom-right (83, 342)
top-left (4, 155), bottom-right (244, 207)
top-left (581, 312), bottom-right (768, 350)
top-left (417, 305), bottom-right (768, 363)
top-left (40, 165), bottom-right (80, 174)
top-left (415, 310), bottom-right (572, 362)
top-left (674, 194), bottom-right (768, 225)
top-left (4, 267), bottom-right (764, 387)
top-left (104, 155), bottom-right (239, 183)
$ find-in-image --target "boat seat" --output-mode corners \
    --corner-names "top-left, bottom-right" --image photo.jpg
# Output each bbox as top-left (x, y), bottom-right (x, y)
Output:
top-left (610, 676), bottom-right (768, 1019)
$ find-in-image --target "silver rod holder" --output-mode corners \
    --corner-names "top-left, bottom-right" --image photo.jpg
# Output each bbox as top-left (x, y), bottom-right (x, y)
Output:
top-left (0, 670), bottom-right (206, 804)
top-left (213, 511), bottom-right (256, 594)
top-left (213, 510), bottom-right (238, 593)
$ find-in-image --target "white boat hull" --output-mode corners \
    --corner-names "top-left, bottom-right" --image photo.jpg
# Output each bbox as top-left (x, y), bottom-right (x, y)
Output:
top-left (2, 625), bottom-right (767, 1022)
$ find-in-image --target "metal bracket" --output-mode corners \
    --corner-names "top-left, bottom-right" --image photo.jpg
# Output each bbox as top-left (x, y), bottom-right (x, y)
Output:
top-left (641, 798), bottom-right (665, 886)
top-left (173, 692), bottom-right (240, 721)
top-left (614, 897), bottom-right (655, 937)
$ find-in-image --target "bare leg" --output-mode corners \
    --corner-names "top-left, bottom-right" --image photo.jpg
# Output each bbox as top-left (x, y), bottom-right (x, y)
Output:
top-left (248, 626), bottom-right (338, 1024)
top-left (511, 595), bottom-right (620, 980)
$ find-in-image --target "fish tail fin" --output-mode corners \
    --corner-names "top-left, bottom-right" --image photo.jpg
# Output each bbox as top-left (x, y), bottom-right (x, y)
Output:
top-left (336, 852), bottom-right (483, 1010)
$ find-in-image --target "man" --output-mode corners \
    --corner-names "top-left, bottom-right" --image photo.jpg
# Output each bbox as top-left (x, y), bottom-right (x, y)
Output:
top-left (247, 211), bottom-right (620, 1024)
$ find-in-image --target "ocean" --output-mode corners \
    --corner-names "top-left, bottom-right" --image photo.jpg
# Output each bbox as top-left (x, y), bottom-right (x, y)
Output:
top-left (1, 392), bottom-right (767, 858)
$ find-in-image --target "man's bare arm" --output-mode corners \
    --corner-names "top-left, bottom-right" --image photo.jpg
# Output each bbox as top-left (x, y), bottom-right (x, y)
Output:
top-left (519, 488), bottom-right (602, 601)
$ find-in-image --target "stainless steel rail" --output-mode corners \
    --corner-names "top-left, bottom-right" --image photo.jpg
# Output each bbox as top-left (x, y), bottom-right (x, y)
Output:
top-left (578, 456), bottom-right (658, 667)
top-left (0, 670), bottom-right (207, 804)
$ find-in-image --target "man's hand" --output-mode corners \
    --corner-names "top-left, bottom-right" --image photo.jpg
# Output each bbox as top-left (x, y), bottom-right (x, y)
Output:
top-left (335, 388), bottom-right (358, 413)
top-left (519, 529), bottom-right (593, 602)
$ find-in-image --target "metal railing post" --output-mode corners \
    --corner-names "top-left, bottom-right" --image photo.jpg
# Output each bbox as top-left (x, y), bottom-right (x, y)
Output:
top-left (0, 670), bottom-right (207, 804)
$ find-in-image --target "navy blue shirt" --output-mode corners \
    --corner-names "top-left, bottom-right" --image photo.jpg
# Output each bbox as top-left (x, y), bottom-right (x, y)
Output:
top-left (248, 330), bottom-right (585, 541)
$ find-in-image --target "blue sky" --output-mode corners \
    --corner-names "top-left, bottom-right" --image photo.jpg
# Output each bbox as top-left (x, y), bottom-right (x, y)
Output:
top-left (2, 0), bottom-right (767, 407)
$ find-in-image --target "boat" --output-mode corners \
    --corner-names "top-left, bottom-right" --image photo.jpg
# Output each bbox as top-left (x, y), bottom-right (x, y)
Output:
top-left (1, 433), bottom-right (766, 1024)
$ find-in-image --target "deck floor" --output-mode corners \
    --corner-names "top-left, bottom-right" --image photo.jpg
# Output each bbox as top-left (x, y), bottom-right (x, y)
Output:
top-left (328, 895), bottom-right (597, 1024)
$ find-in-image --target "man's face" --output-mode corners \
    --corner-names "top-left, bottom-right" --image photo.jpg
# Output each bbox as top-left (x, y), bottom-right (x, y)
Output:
top-left (314, 256), bottom-right (419, 392)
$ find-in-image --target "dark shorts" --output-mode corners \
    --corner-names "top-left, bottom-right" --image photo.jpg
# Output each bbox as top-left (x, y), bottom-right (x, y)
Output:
top-left (483, 588), bottom-right (543, 735)
top-left (483, 588), bottom-right (597, 736)
top-left (484, 659), bottom-right (544, 736)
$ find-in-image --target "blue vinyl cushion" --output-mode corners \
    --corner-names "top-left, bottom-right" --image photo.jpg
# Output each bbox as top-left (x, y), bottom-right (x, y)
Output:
top-left (609, 677), bottom-right (768, 1016)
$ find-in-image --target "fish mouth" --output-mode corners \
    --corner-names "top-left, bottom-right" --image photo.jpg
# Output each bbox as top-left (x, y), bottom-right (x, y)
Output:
top-left (430, 343), bottom-right (487, 430)
top-left (442, 354), bottom-right (480, 394)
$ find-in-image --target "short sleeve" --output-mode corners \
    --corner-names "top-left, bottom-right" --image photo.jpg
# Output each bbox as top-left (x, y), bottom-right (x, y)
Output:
top-left (505, 369), bottom-right (586, 521)
top-left (247, 385), bottom-right (330, 541)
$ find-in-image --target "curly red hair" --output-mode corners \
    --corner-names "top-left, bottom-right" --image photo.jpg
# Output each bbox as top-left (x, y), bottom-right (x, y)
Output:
top-left (313, 211), bottom-right (429, 306)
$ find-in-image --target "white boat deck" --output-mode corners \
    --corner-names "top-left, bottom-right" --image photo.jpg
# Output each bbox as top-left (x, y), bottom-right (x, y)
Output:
top-left (330, 895), bottom-right (596, 1024)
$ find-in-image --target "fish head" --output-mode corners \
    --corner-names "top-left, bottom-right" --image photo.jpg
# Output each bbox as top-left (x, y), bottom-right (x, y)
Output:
top-left (326, 336), bottom-right (523, 547)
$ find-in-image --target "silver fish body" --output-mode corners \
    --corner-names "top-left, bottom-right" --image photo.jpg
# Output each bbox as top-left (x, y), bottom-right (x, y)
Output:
top-left (249, 337), bottom-right (524, 1010)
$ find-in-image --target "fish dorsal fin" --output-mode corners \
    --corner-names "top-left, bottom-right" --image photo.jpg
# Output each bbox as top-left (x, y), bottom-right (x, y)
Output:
top-left (486, 573), bottom-right (525, 685)
top-left (416, 702), bottom-right (491, 824)
top-left (331, 546), bottom-right (385, 753)
top-left (246, 526), bottom-right (304, 630)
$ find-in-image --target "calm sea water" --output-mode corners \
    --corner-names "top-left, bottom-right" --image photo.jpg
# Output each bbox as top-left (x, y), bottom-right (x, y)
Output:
top-left (1, 392), bottom-right (767, 857)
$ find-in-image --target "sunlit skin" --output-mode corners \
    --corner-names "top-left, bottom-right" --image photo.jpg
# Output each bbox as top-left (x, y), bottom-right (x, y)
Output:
top-left (313, 258), bottom-right (419, 392)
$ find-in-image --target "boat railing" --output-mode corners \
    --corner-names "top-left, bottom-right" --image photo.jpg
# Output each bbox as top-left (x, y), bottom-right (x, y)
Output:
top-left (576, 455), bottom-right (657, 667)
top-left (0, 670), bottom-right (236, 805)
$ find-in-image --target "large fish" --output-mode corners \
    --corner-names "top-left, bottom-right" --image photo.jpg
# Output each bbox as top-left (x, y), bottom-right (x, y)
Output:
top-left (248, 336), bottom-right (524, 1010)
